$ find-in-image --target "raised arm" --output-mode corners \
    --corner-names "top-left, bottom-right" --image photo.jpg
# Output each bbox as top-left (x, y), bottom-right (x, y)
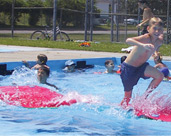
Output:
top-left (136, 19), bottom-right (149, 28)
top-left (22, 60), bottom-right (31, 68)
top-left (126, 36), bottom-right (145, 47)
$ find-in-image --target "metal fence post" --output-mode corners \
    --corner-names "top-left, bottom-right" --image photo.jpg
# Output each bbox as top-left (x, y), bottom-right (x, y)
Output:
top-left (11, 0), bottom-right (15, 38)
top-left (111, 0), bottom-right (114, 42)
top-left (166, 0), bottom-right (171, 44)
top-left (116, 0), bottom-right (119, 42)
top-left (124, 0), bottom-right (128, 41)
top-left (84, 0), bottom-right (89, 41)
top-left (90, 0), bottom-right (94, 41)
top-left (53, 0), bottom-right (57, 41)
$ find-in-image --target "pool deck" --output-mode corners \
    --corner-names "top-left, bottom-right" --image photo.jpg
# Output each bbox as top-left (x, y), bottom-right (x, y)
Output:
top-left (0, 44), bottom-right (171, 62)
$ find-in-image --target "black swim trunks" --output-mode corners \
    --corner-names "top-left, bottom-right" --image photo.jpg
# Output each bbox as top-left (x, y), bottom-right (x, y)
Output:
top-left (141, 25), bottom-right (148, 35)
top-left (120, 62), bottom-right (150, 91)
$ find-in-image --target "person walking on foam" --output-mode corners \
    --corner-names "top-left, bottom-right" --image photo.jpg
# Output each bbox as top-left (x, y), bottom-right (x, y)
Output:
top-left (120, 17), bottom-right (164, 107)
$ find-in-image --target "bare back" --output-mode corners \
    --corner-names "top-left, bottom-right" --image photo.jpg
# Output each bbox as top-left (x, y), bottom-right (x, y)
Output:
top-left (143, 8), bottom-right (154, 25)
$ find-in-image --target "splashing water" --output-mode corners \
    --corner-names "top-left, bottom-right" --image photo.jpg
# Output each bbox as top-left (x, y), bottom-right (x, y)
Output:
top-left (61, 91), bottom-right (103, 104)
top-left (7, 66), bottom-right (38, 86)
top-left (131, 90), bottom-right (171, 116)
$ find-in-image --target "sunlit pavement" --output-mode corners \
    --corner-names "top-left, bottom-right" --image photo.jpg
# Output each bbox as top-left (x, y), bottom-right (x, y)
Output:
top-left (0, 44), bottom-right (170, 62)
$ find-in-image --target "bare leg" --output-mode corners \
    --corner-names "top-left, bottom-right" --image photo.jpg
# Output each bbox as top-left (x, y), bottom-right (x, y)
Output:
top-left (144, 65), bottom-right (164, 98)
top-left (120, 90), bottom-right (132, 108)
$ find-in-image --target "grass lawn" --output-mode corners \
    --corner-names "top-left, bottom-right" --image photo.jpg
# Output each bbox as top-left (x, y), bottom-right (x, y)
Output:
top-left (0, 33), bottom-right (171, 56)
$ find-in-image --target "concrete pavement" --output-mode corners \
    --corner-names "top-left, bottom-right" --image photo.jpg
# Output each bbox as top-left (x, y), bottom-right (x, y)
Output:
top-left (0, 44), bottom-right (171, 63)
top-left (0, 44), bottom-right (128, 62)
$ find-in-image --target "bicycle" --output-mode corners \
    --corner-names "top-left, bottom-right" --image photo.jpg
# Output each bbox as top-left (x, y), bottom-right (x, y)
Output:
top-left (30, 26), bottom-right (70, 41)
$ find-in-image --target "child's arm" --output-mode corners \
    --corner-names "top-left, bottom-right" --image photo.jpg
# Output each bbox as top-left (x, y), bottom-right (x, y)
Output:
top-left (22, 60), bottom-right (30, 68)
top-left (136, 19), bottom-right (149, 28)
top-left (126, 36), bottom-right (148, 47)
top-left (154, 63), bottom-right (161, 68)
top-left (46, 82), bottom-right (59, 90)
top-left (126, 35), bottom-right (145, 46)
top-left (31, 64), bottom-right (40, 70)
top-left (126, 36), bottom-right (155, 51)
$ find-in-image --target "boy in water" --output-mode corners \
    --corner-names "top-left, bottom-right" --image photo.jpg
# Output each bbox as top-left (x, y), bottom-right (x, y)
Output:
top-left (117, 56), bottom-right (127, 74)
top-left (37, 66), bottom-right (59, 90)
top-left (63, 60), bottom-right (76, 73)
top-left (137, 0), bottom-right (154, 35)
top-left (120, 17), bottom-right (164, 107)
top-left (104, 60), bottom-right (117, 74)
top-left (23, 54), bottom-right (49, 70)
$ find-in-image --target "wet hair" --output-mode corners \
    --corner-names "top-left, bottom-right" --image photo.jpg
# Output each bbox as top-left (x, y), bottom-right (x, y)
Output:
top-left (138, 0), bottom-right (147, 4)
top-left (37, 54), bottom-right (48, 65)
top-left (155, 54), bottom-right (163, 63)
top-left (121, 56), bottom-right (127, 63)
top-left (105, 60), bottom-right (114, 66)
top-left (39, 66), bottom-right (50, 77)
top-left (149, 17), bottom-right (164, 27)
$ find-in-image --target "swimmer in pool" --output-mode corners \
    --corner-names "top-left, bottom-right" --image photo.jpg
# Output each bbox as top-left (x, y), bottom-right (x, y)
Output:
top-left (22, 54), bottom-right (49, 70)
top-left (153, 52), bottom-right (171, 80)
top-left (63, 60), bottom-right (76, 73)
top-left (116, 56), bottom-right (127, 74)
top-left (104, 60), bottom-right (117, 74)
top-left (120, 17), bottom-right (164, 107)
top-left (37, 66), bottom-right (59, 90)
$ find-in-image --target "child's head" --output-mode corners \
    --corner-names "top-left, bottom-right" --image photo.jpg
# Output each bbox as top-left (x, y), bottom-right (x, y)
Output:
top-left (37, 54), bottom-right (48, 65)
top-left (148, 17), bottom-right (164, 37)
top-left (153, 53), bottom-right (163, 64)
top-left (63, 60), bottom-right (76, 73)
top-left (138, 0), bottom-right (147, 4)
top-left (138, 0), bottom-right (148, 9)
top-left (37, 66), bottom-right (50, 84)
top-left (149, 17), bottom-right (164, 28)
top-left (121, 56), bottom-right (127, 64)
top-left (105, 60), bottom-right (114, 70)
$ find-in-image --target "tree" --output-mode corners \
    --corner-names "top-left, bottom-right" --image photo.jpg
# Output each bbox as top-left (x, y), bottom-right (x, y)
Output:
top-left (43, 0), bottom-right (100, 27)
top-left (0, 0), bottom-right (26, 25)
top-left (118, 0), bottom-right (168, 22)
top-left (27, 0), bottom-right (44, 26)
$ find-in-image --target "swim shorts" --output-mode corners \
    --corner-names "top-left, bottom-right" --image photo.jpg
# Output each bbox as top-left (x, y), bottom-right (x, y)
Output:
top-left (160, 67), bottom-right (169, 77)
top-left (120, 62), bottom-right (150, 91)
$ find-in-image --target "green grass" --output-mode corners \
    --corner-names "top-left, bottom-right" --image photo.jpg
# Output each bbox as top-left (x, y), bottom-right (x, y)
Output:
top-left (0, 34), bottom-right (170, 56)
top-left (0, 37), bottom-right (128, 52)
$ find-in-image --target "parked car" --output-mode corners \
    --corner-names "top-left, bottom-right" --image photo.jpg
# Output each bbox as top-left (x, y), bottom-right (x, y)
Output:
top-left (123, 18), bottom-right (139, 25)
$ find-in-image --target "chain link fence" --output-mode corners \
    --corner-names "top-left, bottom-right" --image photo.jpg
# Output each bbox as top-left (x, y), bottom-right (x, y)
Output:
top-left (0, 0), bottom-right (170, 44)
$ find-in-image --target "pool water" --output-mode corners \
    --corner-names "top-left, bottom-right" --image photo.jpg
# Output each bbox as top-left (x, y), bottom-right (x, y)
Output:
top-left (0, 60), bottom-right (171, 136)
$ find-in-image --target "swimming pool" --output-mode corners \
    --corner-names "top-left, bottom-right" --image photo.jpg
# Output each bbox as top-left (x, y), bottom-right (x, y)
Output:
top-left (0, 57), bottom-right (171, 136)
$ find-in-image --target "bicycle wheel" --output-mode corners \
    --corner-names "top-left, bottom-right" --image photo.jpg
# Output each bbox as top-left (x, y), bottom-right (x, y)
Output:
top-left (30, 30), bottom-right (46, 40)
top-left (56, 32), bottom-right (70, 41)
